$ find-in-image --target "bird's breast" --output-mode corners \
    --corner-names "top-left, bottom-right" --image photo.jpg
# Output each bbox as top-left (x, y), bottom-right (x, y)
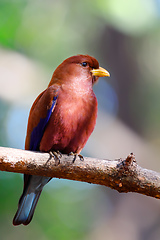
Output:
top-left (40, 89), bottom-right (98, 153)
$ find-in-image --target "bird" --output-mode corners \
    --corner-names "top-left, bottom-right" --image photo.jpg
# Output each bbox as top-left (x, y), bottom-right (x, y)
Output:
top-left (13, 54), bottom-right (110, 226)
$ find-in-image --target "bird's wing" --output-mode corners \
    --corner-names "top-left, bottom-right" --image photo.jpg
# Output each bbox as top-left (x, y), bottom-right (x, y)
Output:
top-left (25, 84), bottom-right (60, 151)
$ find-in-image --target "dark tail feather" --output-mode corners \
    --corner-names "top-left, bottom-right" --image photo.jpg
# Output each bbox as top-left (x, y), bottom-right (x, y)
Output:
top-left (13, 189), bottom-right (42, 226)
top-left (13, 174), bottom-right (51, 226)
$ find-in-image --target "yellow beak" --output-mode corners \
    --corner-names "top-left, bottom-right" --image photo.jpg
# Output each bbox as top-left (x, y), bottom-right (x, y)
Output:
top-left (90, 67), bottom-right (110, 78)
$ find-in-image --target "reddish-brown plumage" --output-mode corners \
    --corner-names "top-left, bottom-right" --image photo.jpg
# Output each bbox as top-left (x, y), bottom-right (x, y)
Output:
top-left (26, 55), bottom-right (100, 153)
top-left (39, 86), bottom-right (97, 153)
top-left (13, 55), bottom-right (110, 226)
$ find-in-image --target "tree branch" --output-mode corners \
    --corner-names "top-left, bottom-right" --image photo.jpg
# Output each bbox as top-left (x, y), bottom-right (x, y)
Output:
top-left (0, 146), bottom-right (160, 199)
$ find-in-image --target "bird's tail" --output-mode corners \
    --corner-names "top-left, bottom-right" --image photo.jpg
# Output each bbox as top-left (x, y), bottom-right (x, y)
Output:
top-left (13, 189), bottom-right (42, 226)
top-left (13, 175), bottom-right (51, 226)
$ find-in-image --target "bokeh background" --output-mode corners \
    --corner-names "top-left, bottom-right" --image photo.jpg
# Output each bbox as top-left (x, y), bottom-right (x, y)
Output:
top-left (1, 0), bottom-right (160, 239)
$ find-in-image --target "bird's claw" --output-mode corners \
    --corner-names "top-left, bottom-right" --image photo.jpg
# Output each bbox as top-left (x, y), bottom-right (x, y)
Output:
top-left (68, 152), bottom-right (84, 163)
top-left (49, 150), bottom-right (62, 165)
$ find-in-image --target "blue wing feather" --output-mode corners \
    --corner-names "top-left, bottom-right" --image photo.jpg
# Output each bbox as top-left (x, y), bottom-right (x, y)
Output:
top-left (13, 94), bottom-right (58, 225)
top-left (29, 95), bottom-right (58, 151)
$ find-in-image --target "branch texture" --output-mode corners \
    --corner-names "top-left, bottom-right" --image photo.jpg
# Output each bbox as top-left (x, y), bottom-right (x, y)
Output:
top-left (0, 146), bottom-right (160, 199)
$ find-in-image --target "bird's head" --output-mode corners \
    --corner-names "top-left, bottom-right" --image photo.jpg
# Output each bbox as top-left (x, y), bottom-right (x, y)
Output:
top-left (48, 55), bottom-right (110, 88)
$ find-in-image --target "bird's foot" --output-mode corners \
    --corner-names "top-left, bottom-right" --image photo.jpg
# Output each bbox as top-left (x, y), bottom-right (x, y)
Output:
top-left (68, 152), bottom-right (84, 163)
top-left (49, 150), bottom-right (62, 165)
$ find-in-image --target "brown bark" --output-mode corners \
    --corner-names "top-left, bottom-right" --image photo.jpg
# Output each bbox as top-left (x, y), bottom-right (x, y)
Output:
top-left (0, 146), bottom-right (160, 199)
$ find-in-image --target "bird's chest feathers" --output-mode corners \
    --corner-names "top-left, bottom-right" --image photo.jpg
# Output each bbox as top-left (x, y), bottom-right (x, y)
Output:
top-left (40, 84), bottom-right (97, 152)
top-left (42, 88), bottom-right (97, 148)
top-left (55, 89), bottom-right (97, 128)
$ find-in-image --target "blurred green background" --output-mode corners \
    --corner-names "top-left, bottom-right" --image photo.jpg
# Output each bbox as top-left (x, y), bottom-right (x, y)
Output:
top-left (1, 0), bottom-right (160, 239)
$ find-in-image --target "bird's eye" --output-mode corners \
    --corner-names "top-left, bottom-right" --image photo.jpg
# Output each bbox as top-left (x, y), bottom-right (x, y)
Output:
top-left (81, 62), bottom-right (88, 67)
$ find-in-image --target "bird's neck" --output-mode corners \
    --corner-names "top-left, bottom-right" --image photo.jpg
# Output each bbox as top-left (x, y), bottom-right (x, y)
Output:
top-left (62, 77), bottom-right (94, 97)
